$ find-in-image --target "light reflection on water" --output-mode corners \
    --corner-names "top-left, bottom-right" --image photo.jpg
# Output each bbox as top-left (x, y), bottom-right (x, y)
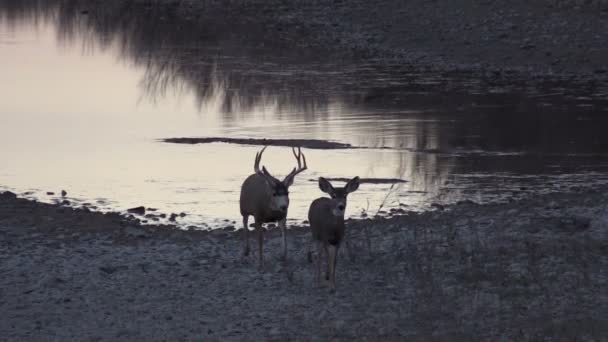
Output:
top-left (1, 1), bottom-right (608, 228)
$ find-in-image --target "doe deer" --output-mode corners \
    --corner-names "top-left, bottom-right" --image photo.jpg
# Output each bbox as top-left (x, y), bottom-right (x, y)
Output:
top-left (239, 146), bottom-right (307, 268)
top-left (308, 176), bottom-right (360, 291)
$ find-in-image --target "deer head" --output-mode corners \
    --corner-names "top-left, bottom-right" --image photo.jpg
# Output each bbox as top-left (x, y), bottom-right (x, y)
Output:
top-left (254, 146), bottom-right (307, 214)
top-left (318, 176), bottom-right (360, 217)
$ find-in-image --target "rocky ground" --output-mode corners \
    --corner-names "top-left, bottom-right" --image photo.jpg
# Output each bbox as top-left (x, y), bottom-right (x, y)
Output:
top-left (150, 0), bottom-right (608, 80)
top-left (1, 188), bottom-right (607, 341)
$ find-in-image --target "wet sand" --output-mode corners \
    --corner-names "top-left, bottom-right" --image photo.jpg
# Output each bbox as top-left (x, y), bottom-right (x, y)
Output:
top-left (1, 188), bottom-right (606, 340)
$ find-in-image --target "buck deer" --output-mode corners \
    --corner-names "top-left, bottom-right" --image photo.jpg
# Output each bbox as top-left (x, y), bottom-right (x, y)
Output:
top-left (239, 146), bottom-right (307, 268)
top-left (308, 176), bottom-right (360, 291)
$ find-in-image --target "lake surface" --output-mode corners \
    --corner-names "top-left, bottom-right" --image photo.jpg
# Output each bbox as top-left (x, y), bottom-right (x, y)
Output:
top-left (1, 2), bottom-right (608, 228)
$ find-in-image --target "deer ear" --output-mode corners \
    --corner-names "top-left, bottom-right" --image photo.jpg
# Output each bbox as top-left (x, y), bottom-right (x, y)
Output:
top-left (345, 176), bottom-right (360, 193)
top-left (261, 166), bottom-right (273, 177)
top-left (261, 167), bottom-right (279, 185)
top-left (318, 177), bottom-right (334, 194)
top-left (282, 168), bottom-right (297, 187)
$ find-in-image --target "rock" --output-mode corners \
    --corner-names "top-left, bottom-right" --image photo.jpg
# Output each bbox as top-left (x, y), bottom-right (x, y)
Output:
top-left (1, 191), bottom-right (17, 199)
top-left (99, 265), bottom-right (128, 274)
top-left (61, 200), bottom-right (70, 205)
top-left (558, 216), bottom-right (591, 233)
top-left (61, 190), bottom-right (67, 197)
top-left (46, 192), bottom-right (55, 196)
top-left (520, 43), bottom-right (535, 50)
top-left (431, 203), bottom-right (445, 211)
top-left (127, 206), bottom-right (146, 215)
top-left (125, 226), bottom-right (148, 238)
top-left (179, 212), bottom-right (187, 217)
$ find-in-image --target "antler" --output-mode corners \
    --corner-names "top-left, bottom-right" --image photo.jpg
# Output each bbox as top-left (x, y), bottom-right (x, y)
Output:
top-left (253, 146), bottom-right (268, 174)
top-left (285, 146), bottom-right (307, 180)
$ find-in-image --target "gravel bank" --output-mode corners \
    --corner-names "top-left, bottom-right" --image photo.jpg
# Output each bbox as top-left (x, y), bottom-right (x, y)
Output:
top-left (1, 188), bottom-right (606, 340)
top-left (148, 0), bottom-right (608, 80)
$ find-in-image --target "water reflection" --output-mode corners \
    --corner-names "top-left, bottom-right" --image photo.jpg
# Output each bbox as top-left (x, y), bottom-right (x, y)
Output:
top-left (1, 0), bottom-right (608, 227)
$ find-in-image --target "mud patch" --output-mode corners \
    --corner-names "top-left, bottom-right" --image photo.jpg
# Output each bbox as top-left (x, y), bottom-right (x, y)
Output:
top-left (161, 137), bottom-right (355, 149)
top-left (308, 177), bottom-right (407, 184)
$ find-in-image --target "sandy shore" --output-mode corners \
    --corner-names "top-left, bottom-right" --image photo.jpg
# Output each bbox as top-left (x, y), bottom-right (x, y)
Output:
top-left (1, 188), bottom-right (606, 340)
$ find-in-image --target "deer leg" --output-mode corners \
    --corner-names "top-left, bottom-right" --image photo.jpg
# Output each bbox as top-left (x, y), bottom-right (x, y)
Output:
top-left (316, 240), bottom-right (323, 286)
top-left (242, 215), bottom-right (250, 256)
top-left (279, 218), bottom-right (287, 261)
top-left (325, 244), bottom-right (331, 280)
top-left (343, 233), bottom-right (354, 261)
top-left (307, 239), bottom-right (314, 263)
top-left (255, 219), bottom-right (264, 270)
top-left (328, 244), bottom-right (338, 292)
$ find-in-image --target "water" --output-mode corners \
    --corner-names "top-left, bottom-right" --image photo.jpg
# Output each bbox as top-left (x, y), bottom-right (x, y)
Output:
top-left (1, 2), bottom-right (608, 228)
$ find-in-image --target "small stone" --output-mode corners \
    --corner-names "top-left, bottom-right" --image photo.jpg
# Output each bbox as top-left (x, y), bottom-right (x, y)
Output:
top-left (61, 190), bottom-right (67, 197)
top-left (127, 206), bottom-right (146, 215)
top-left (2, 191), bottom-right (17, 198)
top-left (125, 226), bottom-right (147, 238)
top-left (99, 265), bottom-right (127, 274)
top-left (46, 192), bottom-right (55, 196)
top-left (431, 203), bottom-right (445, 211)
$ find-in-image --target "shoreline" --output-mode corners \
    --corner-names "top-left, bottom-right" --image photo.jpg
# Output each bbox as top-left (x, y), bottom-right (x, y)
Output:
top-left (1, 187), bottom-right (606, 339)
